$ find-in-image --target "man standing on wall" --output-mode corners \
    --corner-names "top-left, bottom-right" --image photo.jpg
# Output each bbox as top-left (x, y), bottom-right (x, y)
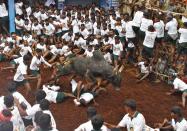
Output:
top-left (0, 0), bottom-right (9, 34)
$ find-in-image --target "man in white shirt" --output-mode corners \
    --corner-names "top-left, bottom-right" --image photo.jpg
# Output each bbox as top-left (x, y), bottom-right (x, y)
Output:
top-left (155, 106), bottom-right (187, 131)
top-left (167, 76), bottom-right (187, 108)
top-left (142, 25), bottom-right (157, 59)
top-left (44, 19), bottom-right (55, 36)
top-left (139, 12), bottom-right (153, 41)
top-left (165, 15), bottom-right (178, 44)
top-left (13, 55), bottom-right (37, 95)
top-left (117, 99), bottom-right (146, 130)
top-left (75, 106), bottom-right (109, 131)
top-left (112, 36), bottom-right (123, 67)
top-left (132, 7), bottom-right (144, 34)
top-left (105, 99), bottom-right (146, 131)
top-left (15, 15), bottom-right (24, 36)
top-left (0, 2), bottom-right (8, 34)
top-left (170, 106), bottom-right (187, 131)
top-left (30, 48), bottom-right (52, 89)
top-left (176, 22), bottom-right (187, 61)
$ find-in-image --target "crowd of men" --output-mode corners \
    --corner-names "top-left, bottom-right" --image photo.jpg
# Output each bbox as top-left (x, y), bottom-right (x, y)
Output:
top-left (0, 0), bottom-right (187, 130)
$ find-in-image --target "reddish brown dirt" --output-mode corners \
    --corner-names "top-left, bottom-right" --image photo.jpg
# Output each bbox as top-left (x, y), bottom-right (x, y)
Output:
top-left (0, 62), bottom-right (187, 131)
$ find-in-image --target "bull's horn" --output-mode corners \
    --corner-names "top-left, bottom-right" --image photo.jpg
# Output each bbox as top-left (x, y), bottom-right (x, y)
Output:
top-left (118, 65), bottom-right (124, 73)
top-left (113, 65), bottom-right (119, 74)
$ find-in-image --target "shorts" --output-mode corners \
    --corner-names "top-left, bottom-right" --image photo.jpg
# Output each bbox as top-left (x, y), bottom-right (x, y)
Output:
top-left (183, 89), bottom-right (187, 93)
top-left (31, 70), bottom-right (40, 76)
top-left (132, 26), bottom-right (139, 34)
top-left (56, 32), bottom-right (62, 37)
top-left (156, 37), bottom-right (163, 43)
top-left (113, 54), bottom-right (119, 60)
top-left (127, 47), bottom-right (135, 52)
top-left (0, 54), bottom-right (6, 62)
top-left (10, 60), bottom-right (16, 65)
top-left (164, 33), bottom-right (178, 45)
top-left (177, 42), bottom-right (187, 55)
top-left (142, 46), bottom-right (153, 58)
top-left (139, 30), bottom-right (145, 41)
top-left (127, 38), bottom-right (136, 45)
top-left (14, 80), bottom-right (28, 87)
top-left (56, 92), bottom-right (66, 103)
top-left (119, 36), bottom-right (126, 43)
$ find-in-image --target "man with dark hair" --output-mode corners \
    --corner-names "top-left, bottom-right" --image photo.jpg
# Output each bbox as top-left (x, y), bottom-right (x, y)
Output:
top-left (13, 55), bottom-right (37, 95)
top-left (15, 90), bottom-right (46, 123)
top-left (155, 106), bottom-right (187, 131)
top-left (38, 113), bottom-right (53, 130)
top-left (75, 106), bottom-right (109, 131)
top-left (40, 99), bottom-right (56, 129)
top-left (91, 114), bottom-right (104, 131)
top-left (167, 75), bottom-right (187, 108)
top-left (105, 99), bottom-right (146, 130)
top-left (0, 0), bottom-right (8, 34)
top-left (116, 99), bottom-right (146, 130)
top-left (2, 94), bottom-right (25, 130)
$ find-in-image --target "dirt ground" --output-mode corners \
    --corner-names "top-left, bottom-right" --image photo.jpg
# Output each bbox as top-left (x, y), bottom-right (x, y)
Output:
top-left (0, 62), bottom-right (187, 131)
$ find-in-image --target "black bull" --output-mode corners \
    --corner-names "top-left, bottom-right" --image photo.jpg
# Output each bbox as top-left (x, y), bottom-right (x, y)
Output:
top-left (56, 51), bottom-right (122, 88)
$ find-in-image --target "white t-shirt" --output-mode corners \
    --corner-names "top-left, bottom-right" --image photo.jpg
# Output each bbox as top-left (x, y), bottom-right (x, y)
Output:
top-left (132, 11), bottom-right (144, 27)
top-left (32, 24), bottom-right (43, 35)
top-left (15, 18), bottom-right (24, 30)
top-left (26, 104), bottom-right (41, 118)
top-left (0, 3), bottom-right (8, 17)
top-left (154, 20), bottom-right (165, 38)
top-left (101, 29), bottom-right (109, 36)
top-left (171, 118), bottom-right (187, 131)
top-left (44, 23), bottom-right (55, 36)
top-left (33, 11), bottom-right (41, 21)
top-left (22, 35), bottom-right (32, 44)
top-left (72, 19), bottom-right (79, 34)
top-left (60, 18), bottom-right (69, 31)
top-left (12, 91), bottom-right (31, 109)
top-left (41, 13), bottom-right (48, 21)
top-left (178, 28), bottom-right (187, 43)
top-left (143, 31), bottom-right (157, 48)
top-left (90, 39), bottom-right (98, 46)
top-left (0, 96), bottom-right (6, 111)
top-left (75, 120), bottom-right (109, 131)
top-left (43, 86), bottom-right (58, 103)
top-left (24, 23), bottom-right (31, 31)
top-left (74, 37), bottom-right (87, 49)
top-left (104, 52), bottom-right (112, 64)
top-left (80, 29), bottom-right (90, 39)
top-left (15, 2), bottom-right (23, 15)
top-left (112, 41), bottom-right (123, 56)
top-left (13, 56), bottom-right (23, 65)
top-left (36, 43), bottom-right (47, 52)
top-left (173, 78), bottom-right (187, 91)
top-left (138, 62), bottom-right (149, 74)
top-left (30, 56), bottom-right (51, 70)
top-left (165, 19), bottom-right (178, 35)
top-left (11, 106), bottom-right (25, 131)
top-left (19, 45), bottom-right (32, 56)
top-left (84, 49), bottom-right (94, 58)
top-left (118, 112), bottom-right (146, 131)
top-left (126, 21), bottom-right (136, 39)
top-left (53, 21), bottom-right (62, 33)
top-left (62, 33), bottom-right (72, 42)
top-left (26, 6), bottom-right (32, 16)
top-left (140, 18), bottom-right (153, 32)
top-left (116, 25), bottom-right (125, 37)
top-left (14, 63), bottom-right (27, 82)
